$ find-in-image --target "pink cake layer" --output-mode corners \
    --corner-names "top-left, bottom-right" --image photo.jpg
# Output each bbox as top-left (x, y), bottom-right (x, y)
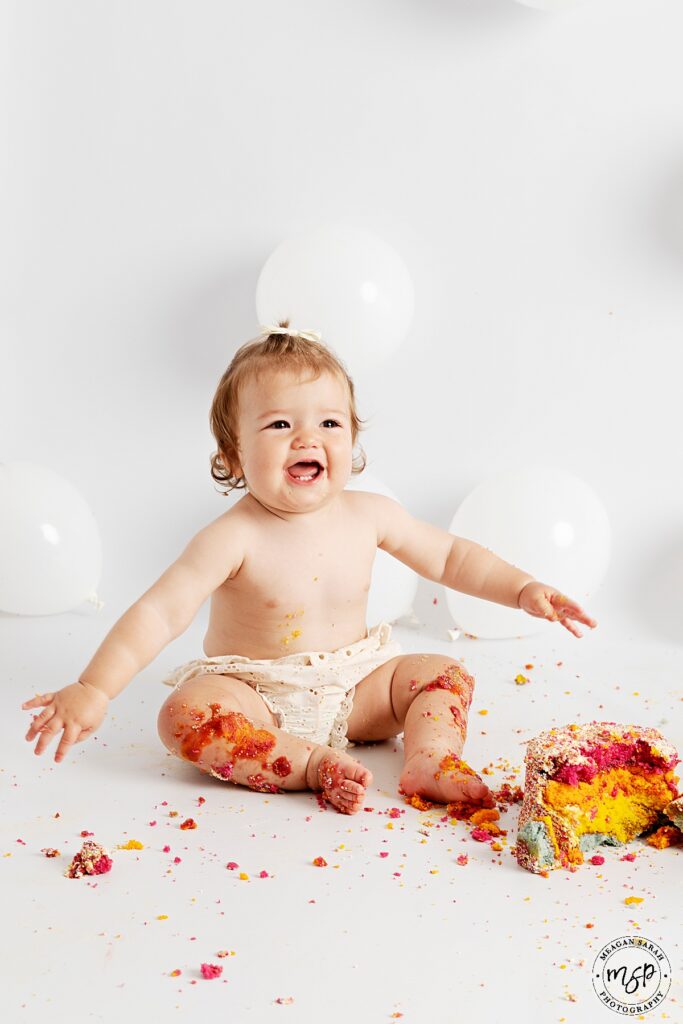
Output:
top-left (528, 722), bottom-right (678, 786)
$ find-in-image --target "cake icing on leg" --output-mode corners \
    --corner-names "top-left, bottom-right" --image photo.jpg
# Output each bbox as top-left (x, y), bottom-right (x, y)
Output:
top-left (393, 657), bottom-right (494, 807)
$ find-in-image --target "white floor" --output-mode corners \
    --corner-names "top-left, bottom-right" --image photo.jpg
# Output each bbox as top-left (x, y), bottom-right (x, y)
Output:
top-left (3, 593), bottom-right (682, 1024)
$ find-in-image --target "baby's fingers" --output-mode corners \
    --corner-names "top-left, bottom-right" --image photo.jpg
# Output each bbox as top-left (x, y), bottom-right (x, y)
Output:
top-left (54, 723), bottom-right (81, 764)
top-left (574, 609), bottom-right (598, 628)
top-left (550, 594), bottom-right (597, 628)
top-left (539, 600), bottom-right (560, 621)
top-left (25, 705), bottom-right (56, 742)
top-left (33, 715), bottom-right (63, 757)
top-left (558, 606), bottom-right (597, 632)
top-left (21, 692), bottom-right (55, 710)
top-left (559, 617), bottom-right (583, 638)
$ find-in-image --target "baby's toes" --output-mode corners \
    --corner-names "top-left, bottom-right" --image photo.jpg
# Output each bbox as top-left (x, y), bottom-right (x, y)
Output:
top-left (338, 782), bottom-right (365, 814)
top-left (341, 778), bottom-right (366, 806)
top-left (463, 776), bottom-right (495, 807)
top-left (348, 761), bottom-right (373, 787)
top-left (341, 776), bottom-right (364, 796)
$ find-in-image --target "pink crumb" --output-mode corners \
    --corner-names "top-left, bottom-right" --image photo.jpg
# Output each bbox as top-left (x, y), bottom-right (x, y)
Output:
top-left (590, 855), bottom-right (605, 866)
top-left (65, 841), bottom-right (112, 879)
top-left (200, 963), bottom-right (223, 980)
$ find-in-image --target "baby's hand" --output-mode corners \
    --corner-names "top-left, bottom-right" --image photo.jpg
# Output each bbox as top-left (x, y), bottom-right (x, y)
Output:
top-left (517, 582), bottom-right (597, 638)
top-left (21, 681), bottom-right (110, 763)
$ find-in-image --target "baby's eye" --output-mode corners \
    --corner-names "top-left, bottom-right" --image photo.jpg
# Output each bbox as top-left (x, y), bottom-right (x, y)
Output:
top-left (267, 420), bottom-right (341, 429)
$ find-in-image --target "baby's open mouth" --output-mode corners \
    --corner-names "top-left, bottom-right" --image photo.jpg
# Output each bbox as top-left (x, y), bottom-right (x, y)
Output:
top-left (286, 460), bottom-right (324, 482)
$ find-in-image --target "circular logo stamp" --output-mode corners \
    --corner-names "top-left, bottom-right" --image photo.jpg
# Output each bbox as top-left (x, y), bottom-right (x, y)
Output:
top-left (593, 935), bottom-right (671, 1015)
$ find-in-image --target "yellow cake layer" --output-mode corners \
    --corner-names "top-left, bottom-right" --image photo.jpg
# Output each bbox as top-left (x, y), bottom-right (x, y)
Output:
top-left (544, 767), bottom-right (676, 844)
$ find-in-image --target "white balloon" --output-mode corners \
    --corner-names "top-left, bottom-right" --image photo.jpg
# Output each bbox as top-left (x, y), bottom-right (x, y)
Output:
top-left (0, 462), bottom-right (102, 615)
top-left (444, 467), bottom-right (610, 639)
top-left (256, 224), bottom-right (414, 372)
top-left (345, 470), bottom-right (418, 625)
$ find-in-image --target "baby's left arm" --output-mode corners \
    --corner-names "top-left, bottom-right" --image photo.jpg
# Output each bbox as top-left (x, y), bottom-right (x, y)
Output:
top-left (370, 493), bottom-right (597, 637)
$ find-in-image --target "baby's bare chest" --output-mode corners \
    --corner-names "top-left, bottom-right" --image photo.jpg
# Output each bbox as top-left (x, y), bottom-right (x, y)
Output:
top-left (239, 518), bottom-right (377, 607)
top-left (206, 509), bottom-right (379, 655)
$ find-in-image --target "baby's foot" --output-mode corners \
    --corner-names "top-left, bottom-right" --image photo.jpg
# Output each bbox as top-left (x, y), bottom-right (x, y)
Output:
top-left (306, 746), bottom-right (373, 815)
top-left (399, 748), bottom-right (495, 808)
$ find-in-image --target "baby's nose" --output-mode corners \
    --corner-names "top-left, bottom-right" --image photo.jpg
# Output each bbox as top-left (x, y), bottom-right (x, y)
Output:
top-left (295, 434), bottom-right (321, 448)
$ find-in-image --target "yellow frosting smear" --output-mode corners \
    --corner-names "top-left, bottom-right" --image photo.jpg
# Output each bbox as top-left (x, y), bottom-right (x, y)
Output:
top-left (544, 768), bottom-right (676, 844)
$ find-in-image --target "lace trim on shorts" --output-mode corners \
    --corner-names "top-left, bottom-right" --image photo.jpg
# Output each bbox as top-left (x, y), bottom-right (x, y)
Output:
top-left (327, 686), bottom-right (356, 750)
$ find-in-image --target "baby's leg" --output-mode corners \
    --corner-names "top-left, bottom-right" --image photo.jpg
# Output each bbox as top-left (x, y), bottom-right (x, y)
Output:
top-left (157, 674), bottom-right (372, 814)
top-left (347, 654), bottom-right (493, 807)
top-left (396, 655), bottom-right (494, 807)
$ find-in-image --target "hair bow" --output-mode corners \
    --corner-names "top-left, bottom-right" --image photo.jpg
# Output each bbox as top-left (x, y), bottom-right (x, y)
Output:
top-left (260, 324), bottom-right (322, 343)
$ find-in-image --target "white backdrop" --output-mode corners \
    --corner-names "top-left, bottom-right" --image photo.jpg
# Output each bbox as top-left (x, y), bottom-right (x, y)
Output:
top-left (3, 0), bottom-right (683, 642)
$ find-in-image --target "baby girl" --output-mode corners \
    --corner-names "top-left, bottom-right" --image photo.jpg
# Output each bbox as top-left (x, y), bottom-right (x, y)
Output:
top-left (22, 323), bottom-right (597, 813)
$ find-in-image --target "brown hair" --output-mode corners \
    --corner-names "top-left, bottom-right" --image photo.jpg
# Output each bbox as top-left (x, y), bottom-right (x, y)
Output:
top-left (209, 320), bottom-right (368, 493)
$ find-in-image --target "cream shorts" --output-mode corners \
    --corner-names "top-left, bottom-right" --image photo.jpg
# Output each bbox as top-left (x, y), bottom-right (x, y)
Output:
top-left (162, 621), bottom-right (403, 750)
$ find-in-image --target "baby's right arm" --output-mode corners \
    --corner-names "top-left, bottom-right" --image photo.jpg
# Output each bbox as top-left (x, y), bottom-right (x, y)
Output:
top-left (21, 515), bottom-right (244, 763)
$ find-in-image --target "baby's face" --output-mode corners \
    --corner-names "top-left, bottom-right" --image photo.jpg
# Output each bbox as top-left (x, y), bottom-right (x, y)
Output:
top-left (233, 369), bottom-right (354, 515)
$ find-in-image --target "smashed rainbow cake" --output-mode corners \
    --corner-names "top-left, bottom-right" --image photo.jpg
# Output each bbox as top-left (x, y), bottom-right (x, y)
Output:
top-left (515, 722), bottom-right (679, 873)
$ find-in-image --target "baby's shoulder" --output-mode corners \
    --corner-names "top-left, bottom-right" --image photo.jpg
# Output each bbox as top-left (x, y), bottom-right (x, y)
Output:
top-left (343, 488), bottom-right (399, 517)
top-left (341, 487), bottom-right (391, 536)
top-left (193, 497), bottom-right (258, 552)
top-left (208, 495), bottom-right (259, 534)
top-left (340, 487), bottom-right (382, 519)
top-left (342, 487), bottom-right (381, 509)
top-left (343, 489), bottom-right (412, 547)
